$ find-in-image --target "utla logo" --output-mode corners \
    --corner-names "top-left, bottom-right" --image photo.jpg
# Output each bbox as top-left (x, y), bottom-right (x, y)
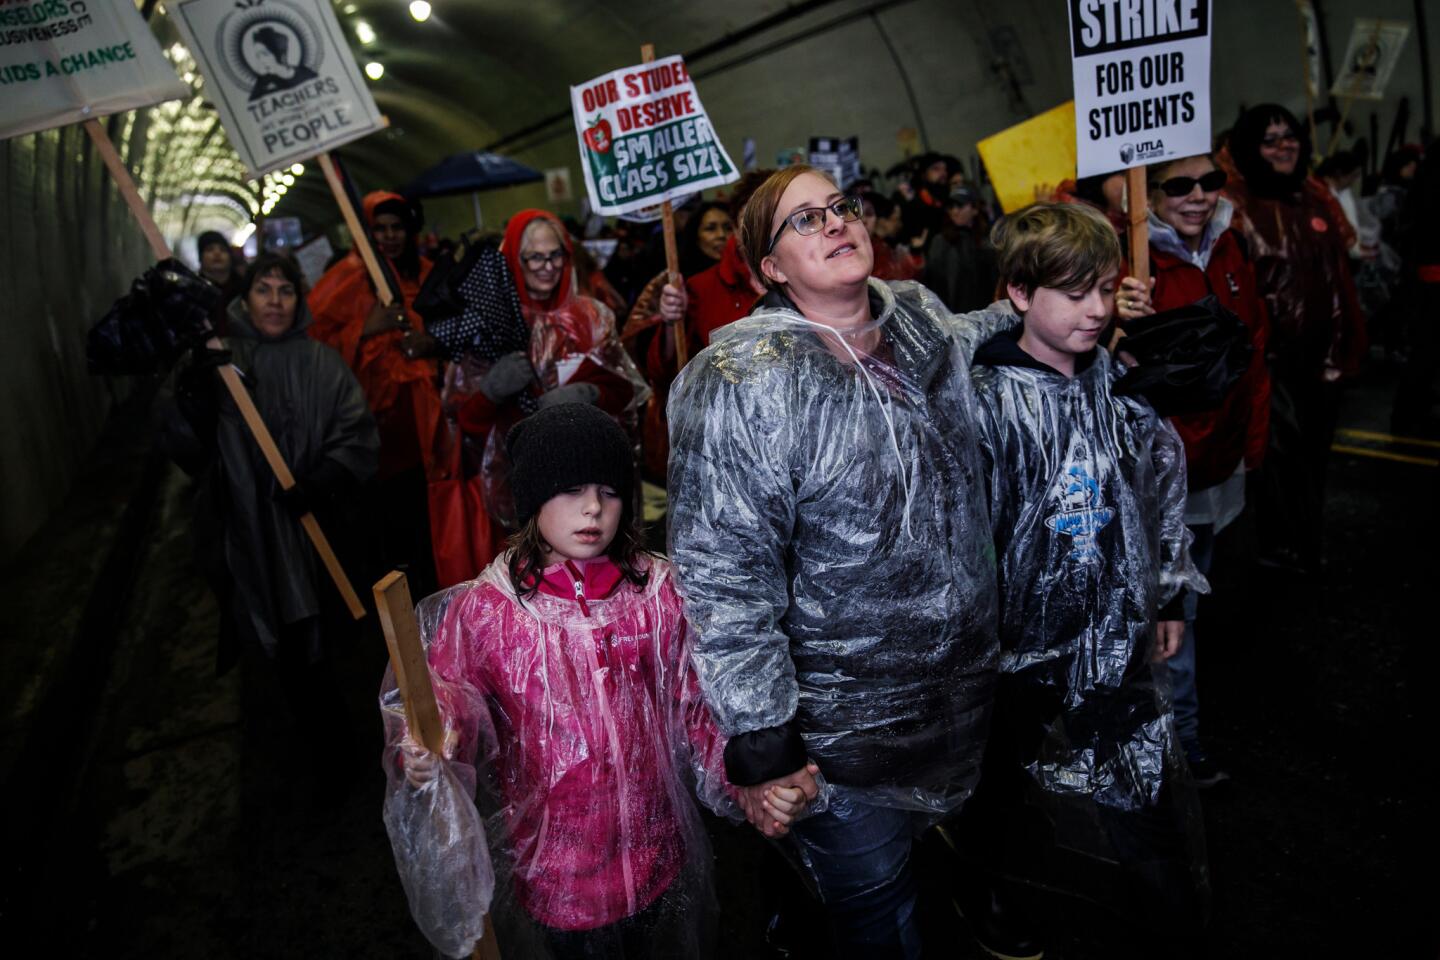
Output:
top-left (584, 114), bottom-right (612, 154)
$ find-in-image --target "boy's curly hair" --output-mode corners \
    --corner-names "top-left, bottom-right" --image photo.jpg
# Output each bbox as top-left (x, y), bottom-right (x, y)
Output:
top-left (991, 201), bottom-right (1122, 297)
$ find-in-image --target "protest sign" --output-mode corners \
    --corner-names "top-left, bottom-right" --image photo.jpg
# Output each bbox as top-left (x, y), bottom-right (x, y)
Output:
top-left (544, 167), bottom-right (573, 204)
top-left (808, 137), bottom-right (861, 189)
top-left (0, 0), bottom-right (188, 140)
top-left (1331, 19), bottom-right (1409, 101)
top-left (171, 0), bottom-right (384, 179)
top-left (1067, 0), bottom-right (1212, 178)
top-left (977, 102), bottom-right (1077, 213)
top-left (570, 53), bottom-right (738, 218)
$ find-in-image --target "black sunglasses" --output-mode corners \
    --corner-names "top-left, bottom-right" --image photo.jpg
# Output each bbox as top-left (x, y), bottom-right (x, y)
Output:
top-left (767, 195), bottom-right (864, 252)
top-left (1153, 169), bottom-right (1227, 198)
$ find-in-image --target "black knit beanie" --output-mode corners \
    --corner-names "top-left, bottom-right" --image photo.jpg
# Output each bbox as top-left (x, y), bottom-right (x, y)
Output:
top-left (507, 402), bottom-right (633, 524)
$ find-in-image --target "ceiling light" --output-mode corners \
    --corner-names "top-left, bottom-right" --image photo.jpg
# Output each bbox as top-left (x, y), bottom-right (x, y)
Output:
top-left (409, 1), bottom-right (431, 22)
top-left (364, 61), bottom-right (384, 80)
top-left (281, 174), bottom-right (295, 186)
top-left (290, 163), bottom-right (305, 175)
top-left (343, 3), bottom-right (357, 12)
top-left (275, 184), bottom-right (287, 195)
top-left (232, 223), bottom-right (257, 246)
top-left (355, 21), bottom-right (376, 44)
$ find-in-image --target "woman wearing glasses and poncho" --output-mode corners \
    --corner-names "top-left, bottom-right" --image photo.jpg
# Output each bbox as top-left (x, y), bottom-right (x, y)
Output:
top-left (666, 165), bottom-right (1009, 957)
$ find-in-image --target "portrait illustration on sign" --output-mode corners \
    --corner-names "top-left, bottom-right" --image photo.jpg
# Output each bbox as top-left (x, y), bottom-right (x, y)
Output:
top-left (215, 1), bottom-right (324, 102)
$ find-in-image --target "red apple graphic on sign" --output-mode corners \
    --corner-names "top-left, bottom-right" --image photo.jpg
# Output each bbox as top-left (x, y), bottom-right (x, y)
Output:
top-left (584, 115), bottom-right (613, 154)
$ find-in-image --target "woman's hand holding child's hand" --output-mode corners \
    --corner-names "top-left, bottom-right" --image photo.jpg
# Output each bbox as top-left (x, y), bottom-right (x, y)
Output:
top-left (738, 761), bottom-right (821, 839)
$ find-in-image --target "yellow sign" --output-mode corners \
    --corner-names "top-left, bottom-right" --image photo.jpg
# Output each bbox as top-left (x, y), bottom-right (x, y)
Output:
top-left (977, 102), bottom-right (1078, 213)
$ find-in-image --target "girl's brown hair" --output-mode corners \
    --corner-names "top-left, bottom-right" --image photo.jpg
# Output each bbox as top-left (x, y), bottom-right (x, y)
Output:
top-left (505, 501), bottom-right (651, 600)
top-left (736, 164), bottom-right (839, 291)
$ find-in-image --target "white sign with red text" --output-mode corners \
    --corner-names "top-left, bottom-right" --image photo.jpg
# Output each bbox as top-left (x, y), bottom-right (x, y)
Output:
top-left (570, 55), bottom-right (738, 217)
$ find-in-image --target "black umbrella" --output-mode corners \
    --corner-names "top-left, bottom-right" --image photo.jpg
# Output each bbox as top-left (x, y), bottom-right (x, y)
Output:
top-left (400, 151), bottom-right (544, 228)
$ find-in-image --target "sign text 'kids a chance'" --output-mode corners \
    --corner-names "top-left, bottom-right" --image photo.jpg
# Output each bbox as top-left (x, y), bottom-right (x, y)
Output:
top-left (571, 55), bottom-right (738, 217)
top-left (1067, 0), bottom-right (1212, 177)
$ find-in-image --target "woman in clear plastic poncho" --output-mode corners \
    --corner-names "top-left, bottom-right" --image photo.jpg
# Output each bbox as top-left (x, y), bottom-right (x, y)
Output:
top-left (453, 210), bottom-right (650, 532)
top-left (667, 166), bottom-right (1003, 957)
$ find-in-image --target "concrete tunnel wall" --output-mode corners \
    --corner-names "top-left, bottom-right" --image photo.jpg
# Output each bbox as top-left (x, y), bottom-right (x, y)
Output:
top-left (1, 0), bottom-right (1437, 565)
top-left (0, 117), bottom-right (157, 564)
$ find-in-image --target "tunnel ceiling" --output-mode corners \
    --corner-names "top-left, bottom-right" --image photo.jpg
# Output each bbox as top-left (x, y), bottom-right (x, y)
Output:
top-left (254, 0), bottom-right (895, 227)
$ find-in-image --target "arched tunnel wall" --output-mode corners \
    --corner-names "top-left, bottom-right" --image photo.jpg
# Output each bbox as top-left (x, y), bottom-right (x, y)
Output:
top-left (0, 119), bottom-right (157, 563)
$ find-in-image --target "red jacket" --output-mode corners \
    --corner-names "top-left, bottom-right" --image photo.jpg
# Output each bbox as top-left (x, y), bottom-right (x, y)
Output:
top-left (308, 191), bottom-right (439, 480)
top-left (1149, 225), bottom-right (1272, 490)
top-left (626, 235), bottom-right (758, 387)
top-left (619, 236), bottom-right (758, 482)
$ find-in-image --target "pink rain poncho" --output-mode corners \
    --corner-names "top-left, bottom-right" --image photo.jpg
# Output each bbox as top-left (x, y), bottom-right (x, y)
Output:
top-left (380, 554), bottom-right (736, 958)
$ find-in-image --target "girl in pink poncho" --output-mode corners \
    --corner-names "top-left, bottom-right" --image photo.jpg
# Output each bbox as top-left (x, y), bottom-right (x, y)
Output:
top-left (383, 402), bottom-right (812, 959)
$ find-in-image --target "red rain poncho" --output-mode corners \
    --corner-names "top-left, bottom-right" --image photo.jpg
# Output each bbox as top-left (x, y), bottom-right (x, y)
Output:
top-left (380, 555), bottom-right (735, 956)
top-left (308, 190), bottom-right (442, 480)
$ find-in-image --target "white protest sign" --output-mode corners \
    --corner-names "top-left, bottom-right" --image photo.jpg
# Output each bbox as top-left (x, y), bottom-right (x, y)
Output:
top-left (0, 1), bottom-right (189, 140)
top-left (570, 55), bottom-right (738, 217)
top-left (172, 0), bottom-right (383, 178)
top-left (1331, 19), bottom-right (1409, 101)
top-left (1067, 0), bottom-right (1212, 177)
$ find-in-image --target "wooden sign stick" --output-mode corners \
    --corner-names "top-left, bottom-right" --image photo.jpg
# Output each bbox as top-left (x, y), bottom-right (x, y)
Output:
top-left (84, 117), bottom-right (366, 619)
top-left (373, 571), bottom-right (502, 960)
top-left (1125, 165), bottom-right (1150, 286)
top-left (640, 43), bottom-right (689, 370)
top-left (317, 152), bottom-right (396, 307)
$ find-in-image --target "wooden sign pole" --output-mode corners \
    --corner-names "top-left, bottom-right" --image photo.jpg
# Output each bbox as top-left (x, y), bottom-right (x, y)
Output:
top-left (1125, 164), bottom-right (1150, 286)
top-left (640, 43), bottom-right (689, 370)
top-left (373, 571), bottom-right (502, 960)
top-left (317, 152), bottom-right (397, 307)
top-left (85, 117), bottom-right (366, 620)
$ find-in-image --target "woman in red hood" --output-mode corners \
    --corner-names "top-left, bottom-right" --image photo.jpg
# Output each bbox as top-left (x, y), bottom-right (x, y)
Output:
top-left (454, 209), bottom-right (649, 537)
top-left (309, 190), bottom-right (443, 589)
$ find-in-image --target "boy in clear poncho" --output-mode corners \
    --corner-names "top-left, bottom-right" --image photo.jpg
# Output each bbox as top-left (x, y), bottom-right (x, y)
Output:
top-left (380, 403), bottom-right (768, 959)
top-left (954, 202), bottom-right (1210, 957)
top-left (667, 166), bottom-right (1003, 957)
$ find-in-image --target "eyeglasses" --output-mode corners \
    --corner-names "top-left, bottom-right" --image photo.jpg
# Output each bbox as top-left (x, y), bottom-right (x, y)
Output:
top-left (767, 195), bottom-right (864, 252)
top-left (1260, 132), bottom-right (1299, 148)
top-left (520, 250), bottom-right (567, 268)
top-left (1153, 169), bottom-right (1228, 197)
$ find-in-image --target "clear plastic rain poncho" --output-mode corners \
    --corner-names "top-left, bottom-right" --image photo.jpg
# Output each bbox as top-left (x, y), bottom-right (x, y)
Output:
top-left (965, 325), bottom-right (1210, 886)
top-left (667, 278), bottom-right (1007, 816)
top-left (380, 555), bottom-right (736, 958)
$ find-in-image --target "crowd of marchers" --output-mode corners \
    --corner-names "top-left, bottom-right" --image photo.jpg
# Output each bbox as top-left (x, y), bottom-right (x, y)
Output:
top-left (156, 103), bottom-right (1436, 959)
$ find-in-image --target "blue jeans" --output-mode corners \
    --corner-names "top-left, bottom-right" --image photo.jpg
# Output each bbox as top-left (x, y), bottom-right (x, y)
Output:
top-left (789, 790), bottom-right (922, 959)
top-left (1170, 523), bottom-right (1215, 758)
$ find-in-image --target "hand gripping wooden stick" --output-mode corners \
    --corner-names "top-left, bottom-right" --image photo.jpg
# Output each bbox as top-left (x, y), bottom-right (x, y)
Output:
top-left (85, 118), bottom-right (366, 619)
top-left (317, 152), bottom-right (396, 306)
top-left (373, 572), bottom-right (502, 960)
top-left (640, 43), bottom-right (689, 370)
